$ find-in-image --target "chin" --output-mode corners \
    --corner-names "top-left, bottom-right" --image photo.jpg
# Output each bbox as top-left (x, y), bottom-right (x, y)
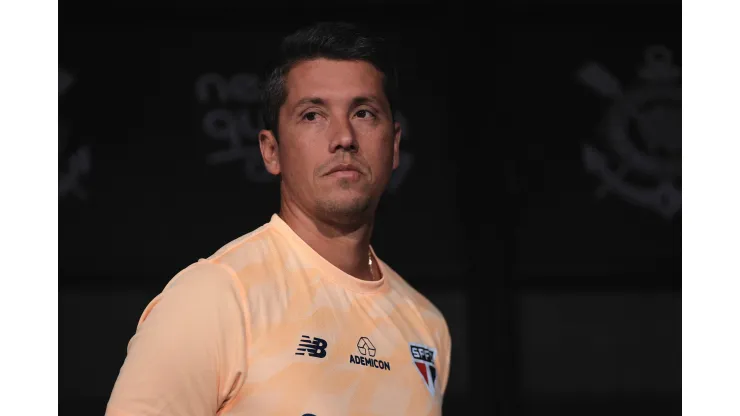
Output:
top-left (315, 194), bottom-right (373, 222)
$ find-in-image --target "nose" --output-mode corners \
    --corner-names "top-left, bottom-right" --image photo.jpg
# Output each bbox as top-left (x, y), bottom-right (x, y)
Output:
top-left (328, 117), bottom-right (358, 153)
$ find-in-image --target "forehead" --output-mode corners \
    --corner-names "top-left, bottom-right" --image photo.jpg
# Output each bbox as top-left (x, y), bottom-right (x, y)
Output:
top-left (283, 58), bottom-right (387, 105)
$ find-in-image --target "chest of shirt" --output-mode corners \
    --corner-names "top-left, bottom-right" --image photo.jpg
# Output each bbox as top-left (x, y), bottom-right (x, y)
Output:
top-left (230, 284), bottom-right (443, 415)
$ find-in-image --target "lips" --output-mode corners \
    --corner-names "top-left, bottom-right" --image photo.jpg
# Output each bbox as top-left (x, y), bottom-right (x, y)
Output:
top-left (326, 163), bottom-right (362, 176)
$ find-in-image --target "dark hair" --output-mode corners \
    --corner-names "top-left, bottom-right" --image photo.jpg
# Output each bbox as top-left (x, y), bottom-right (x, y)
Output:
top-left (260, 21), bottom-right (399, 138)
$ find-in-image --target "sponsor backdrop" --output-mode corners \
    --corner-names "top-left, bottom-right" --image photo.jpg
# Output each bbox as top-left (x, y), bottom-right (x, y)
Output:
top-left (60, 2), bottom-right (679, 415)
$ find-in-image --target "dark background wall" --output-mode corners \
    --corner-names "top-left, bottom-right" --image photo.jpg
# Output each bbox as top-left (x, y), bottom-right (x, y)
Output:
top-left (59, 1), bottom-right (681, 414)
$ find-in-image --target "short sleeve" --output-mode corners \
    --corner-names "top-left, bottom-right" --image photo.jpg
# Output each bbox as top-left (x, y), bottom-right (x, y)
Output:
top-left (106, 259), bottom-right (248, 416)
top-left (438, 318), bottom-right (453, 397)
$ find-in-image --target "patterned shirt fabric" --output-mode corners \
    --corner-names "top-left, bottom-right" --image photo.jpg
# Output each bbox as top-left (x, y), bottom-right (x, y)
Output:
top-left (107, 214), bottom-right (451, 416)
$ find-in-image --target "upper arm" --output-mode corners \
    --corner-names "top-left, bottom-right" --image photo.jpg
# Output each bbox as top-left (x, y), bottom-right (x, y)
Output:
top-left (106, 260), bottom-right (247, 416)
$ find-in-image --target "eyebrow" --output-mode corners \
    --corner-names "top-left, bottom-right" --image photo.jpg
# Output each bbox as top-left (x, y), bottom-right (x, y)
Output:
top-left (292, 97), bottom-right (326, 113)
top-left (351, 95), bottom-right (382, 107)
top-left (291, 95), bottom-right (385, 114)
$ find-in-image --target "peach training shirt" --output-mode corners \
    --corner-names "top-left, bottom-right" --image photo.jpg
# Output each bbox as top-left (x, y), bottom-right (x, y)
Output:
top-left (106, 214), bottom-right (452, 415)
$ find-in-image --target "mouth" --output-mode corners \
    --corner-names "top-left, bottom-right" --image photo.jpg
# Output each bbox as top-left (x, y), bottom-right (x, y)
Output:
top-left (325, 164), bottom-right (363, 176)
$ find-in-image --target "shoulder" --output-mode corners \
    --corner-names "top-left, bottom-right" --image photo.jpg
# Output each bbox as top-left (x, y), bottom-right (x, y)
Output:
top-left (198, 219), bottom-right (287, 279)
top-left (139, 258), bottom-right (246, 328)
top-left (382, 261), bottom-right (449, 335)
top-left (139, 221), bottom-right (280, 326)
top-left (206, 221), bottom-right (275, 270)
top-left (200, 219), bottom-right (303, 295)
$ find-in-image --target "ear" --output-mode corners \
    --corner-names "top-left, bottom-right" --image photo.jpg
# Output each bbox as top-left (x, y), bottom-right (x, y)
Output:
top-left (258, 129), bottom-right (281, 176)
top-left (392, 121), bottom-right (402, 170)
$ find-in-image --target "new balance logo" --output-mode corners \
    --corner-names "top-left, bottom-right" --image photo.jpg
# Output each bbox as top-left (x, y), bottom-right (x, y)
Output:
top-left (295, 335), bottom-right (328, 358)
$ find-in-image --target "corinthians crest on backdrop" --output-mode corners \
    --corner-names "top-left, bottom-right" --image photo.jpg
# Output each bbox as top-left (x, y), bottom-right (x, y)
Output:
top-left (59, 67), bottom-right (92, 201)
top-left (578, 45), bottom-right (681, 220)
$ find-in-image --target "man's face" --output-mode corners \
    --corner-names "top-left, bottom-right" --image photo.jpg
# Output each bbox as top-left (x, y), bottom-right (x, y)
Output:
top-left (260, 58), bottom-right (401, 224)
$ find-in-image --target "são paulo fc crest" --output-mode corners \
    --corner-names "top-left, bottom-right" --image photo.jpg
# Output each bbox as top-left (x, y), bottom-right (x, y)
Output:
top-left (410, 343), bottom-right (437, 395)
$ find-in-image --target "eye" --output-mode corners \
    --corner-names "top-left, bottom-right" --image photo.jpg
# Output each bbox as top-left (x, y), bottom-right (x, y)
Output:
top-left (355, 109), bottom-right (376, 119)
top-left (303, 111), bottom-right (320, 121)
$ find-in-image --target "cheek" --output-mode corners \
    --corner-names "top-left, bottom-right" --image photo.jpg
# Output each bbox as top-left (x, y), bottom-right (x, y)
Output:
top-left (365, 138), bottom-right (397, 178)
top-left (360, 122), bottom-right (394, 150)
top-left (282, 141), bottom-right (319, 183)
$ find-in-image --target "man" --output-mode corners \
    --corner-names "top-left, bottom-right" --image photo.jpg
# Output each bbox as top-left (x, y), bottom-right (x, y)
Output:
top-left (106, 21), bottom-right (451, 416)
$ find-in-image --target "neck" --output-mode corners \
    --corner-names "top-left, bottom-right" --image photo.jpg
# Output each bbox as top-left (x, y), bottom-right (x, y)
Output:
top-left (278, 200), bottom-right (378, 281)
